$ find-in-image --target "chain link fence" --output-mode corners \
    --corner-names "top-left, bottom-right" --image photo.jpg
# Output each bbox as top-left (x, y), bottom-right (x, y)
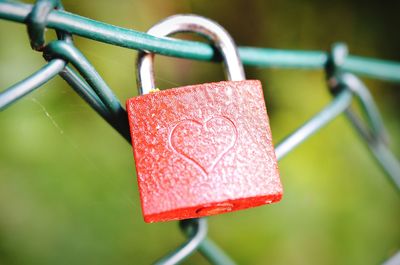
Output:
top-left (0, 1), bottom-right (399, 264)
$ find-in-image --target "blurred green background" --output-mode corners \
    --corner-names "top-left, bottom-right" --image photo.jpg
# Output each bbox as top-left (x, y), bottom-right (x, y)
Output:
top-left (0, 0), bottom-right (399, 264)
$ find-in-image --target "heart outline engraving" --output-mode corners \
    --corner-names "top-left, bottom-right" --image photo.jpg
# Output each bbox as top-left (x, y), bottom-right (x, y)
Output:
top-left (169, 116), bottom-right (237, 175)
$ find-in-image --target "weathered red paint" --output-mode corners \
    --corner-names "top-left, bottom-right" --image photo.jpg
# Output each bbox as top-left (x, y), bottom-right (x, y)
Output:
top-left (127, 80), bottom-right (282, 223)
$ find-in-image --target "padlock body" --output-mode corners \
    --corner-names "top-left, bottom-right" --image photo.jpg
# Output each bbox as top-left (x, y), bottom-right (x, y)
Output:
top-left (127, 80), bottom-right (282, 223)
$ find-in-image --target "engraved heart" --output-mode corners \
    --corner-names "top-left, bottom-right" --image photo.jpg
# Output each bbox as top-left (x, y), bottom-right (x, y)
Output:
top-left (169, 116), bottom-right (237, 175)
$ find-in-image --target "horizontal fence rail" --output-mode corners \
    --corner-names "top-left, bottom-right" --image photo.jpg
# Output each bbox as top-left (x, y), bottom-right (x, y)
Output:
top-left (1, 1), bottom-right (400, 82)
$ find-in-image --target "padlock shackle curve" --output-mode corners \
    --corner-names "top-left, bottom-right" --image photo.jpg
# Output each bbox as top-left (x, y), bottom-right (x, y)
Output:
top-left (136, 14), bottom-right (245, 95)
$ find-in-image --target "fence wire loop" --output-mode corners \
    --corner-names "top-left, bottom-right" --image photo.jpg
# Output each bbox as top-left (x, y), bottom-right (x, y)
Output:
top-left (326, 44), bottom-right (388, 144)
top-left (43, 41), bottom-right (125, 117)
top-left (42, 40), bottom-right (131, 141)
top-left (328, 73), bottom-right (400, 191)
top-left (154, 219), bottom-right (208, 265)
top-left (26, 0), bottom-right (71, 51)
top-left (325, 44), bottom-right (400, 190)
top-left (341, 74), bottom-right (388, 143)
top-left (326, 42), bottom-right (349, 93)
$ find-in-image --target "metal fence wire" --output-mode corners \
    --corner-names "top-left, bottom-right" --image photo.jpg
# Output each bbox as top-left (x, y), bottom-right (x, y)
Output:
top-left (0, 1), bottom-right (399, 264)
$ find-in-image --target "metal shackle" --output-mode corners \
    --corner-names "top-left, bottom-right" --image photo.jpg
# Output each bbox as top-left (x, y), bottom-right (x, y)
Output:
top-left (136, 14), bottom-right (245, 95)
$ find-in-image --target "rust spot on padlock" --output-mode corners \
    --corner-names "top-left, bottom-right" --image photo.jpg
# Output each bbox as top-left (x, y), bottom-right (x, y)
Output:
top-left (195, 203), bottom-right (234, 215)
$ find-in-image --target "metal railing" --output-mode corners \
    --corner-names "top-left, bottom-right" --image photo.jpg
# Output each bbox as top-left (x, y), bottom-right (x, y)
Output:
top-left (0, 1), bottom-right (399, 264)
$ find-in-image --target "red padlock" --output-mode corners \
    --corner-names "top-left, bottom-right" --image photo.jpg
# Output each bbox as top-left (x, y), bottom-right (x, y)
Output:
top-left (127, 15), bottom-right (282, 223)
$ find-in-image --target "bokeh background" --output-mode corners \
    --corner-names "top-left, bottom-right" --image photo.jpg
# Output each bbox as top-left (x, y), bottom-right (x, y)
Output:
top-left (0, 0), bottom-right (399, 264)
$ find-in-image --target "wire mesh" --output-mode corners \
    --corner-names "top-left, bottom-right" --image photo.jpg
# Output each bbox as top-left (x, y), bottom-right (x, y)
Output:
top-left (0, 1), bottom-right (399, 264)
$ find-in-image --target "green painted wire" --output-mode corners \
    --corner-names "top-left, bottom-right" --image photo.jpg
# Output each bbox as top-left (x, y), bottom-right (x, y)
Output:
top-left (275, 89), bottom-right (353, 160)
top-left (198, 238), bottom-right (236, 265)
top-left (42, 40), bottom-right (131, 139)
top-left (0, 0), bottom-right (400, 82)
top-left (59, 66), bottom-right (131, 142)
top-left (326, 39), bottom-right (400, 192)
top-left (154, 219), bottom-right (208, 265)
top-left (338, 73), bottom-right (400, 190)
top-left (25, 0), bottom-right (61, 50)
top-left (43, 41), bottom-right (123, 116)
top-left (0, 59), bottom-right (65, 110)
top-left (60, 66), bottom-right (112, 121)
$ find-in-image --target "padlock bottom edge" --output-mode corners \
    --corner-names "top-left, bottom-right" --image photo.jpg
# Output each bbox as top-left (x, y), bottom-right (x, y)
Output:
top-left (143, 192), bottom-right (282, 223)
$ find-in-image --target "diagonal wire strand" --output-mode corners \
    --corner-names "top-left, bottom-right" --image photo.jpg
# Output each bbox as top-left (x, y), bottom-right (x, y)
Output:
top-left (0, 59), bottom-right (66, 110)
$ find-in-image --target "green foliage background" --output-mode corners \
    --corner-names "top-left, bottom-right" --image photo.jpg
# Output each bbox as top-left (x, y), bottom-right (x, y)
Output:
top-left (0, 0), bottom-right (399, 264)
